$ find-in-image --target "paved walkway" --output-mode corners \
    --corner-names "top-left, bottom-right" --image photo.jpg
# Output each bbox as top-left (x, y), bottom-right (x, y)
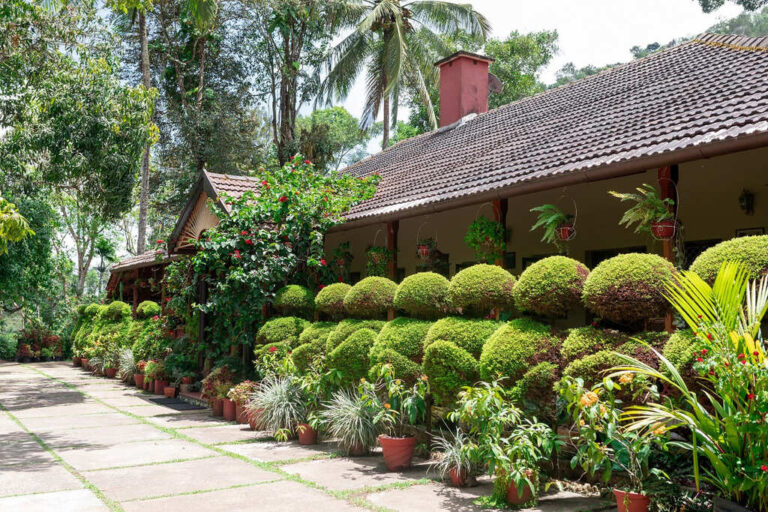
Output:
top-left (0, 362), bottom-right (615, 512)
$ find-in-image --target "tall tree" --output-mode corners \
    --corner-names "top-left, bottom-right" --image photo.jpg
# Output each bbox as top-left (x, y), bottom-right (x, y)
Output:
top-left (295, 107), bottom-right (374, 171)
top-left (696, 0), bottom-right (767, 12)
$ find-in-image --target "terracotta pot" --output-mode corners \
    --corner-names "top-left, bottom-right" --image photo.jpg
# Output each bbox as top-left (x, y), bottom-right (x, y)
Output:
top-left (347, 442), bottom-right (367, 457)
top-left (297, 423), bottom-right (318, 445)
top-left (104, 368), bottom-right (117, 379)
top-left (144, 378), bottom-right (152, 391)
top-left (379, 435), bottom-right (416, 471)
top-left (417, 244), bottom-right (431, 260)
top-left (507, 476), bottom-right (535, 506)
top-left (164, 386), bottom-right (177, 399)
top-left (248, 408), bottom-right (264, 430)
top-left (651, 219), bottom-right (675, 240)
top-left (613, 489), bottom-right (650, 512)
top-left (236, 404), bottom-right (248, 424)
top-left (134, 373), bottom-right (144, 388)
top-left (72, 356), bottom-right (81, 367)
top-left (449, 467), bottom-right (468, 487)
top-left (222, 399), bottom-right (237, 422)
top-left (81, 358), bottom-right (89, 370)
top-left (181, 376), bottom-right (194, 385)
top-left (557, 223), bottom-right (575, 241)
top-left (154, 379), bottom-right (169, 395)
top-left (212, 397), bottom-right (224, 417)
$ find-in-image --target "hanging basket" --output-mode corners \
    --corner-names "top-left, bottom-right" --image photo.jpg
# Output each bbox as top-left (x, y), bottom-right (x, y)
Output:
top-left (650, 219), bottom-right (676, 241)
top-left (416, 221), bottom-right (437, 261)
top-left (556, 223), bottom-right (576, 241)
top-left (417, 244), bottom-right (431, 260)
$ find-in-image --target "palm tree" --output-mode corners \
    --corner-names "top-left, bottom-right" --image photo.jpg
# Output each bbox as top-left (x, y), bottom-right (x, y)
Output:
top-left (319, 1), bottom-right (490, 149)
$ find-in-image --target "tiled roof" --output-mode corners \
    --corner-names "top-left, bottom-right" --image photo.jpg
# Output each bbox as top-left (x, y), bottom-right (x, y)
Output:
top-left (206, 172), bottom-right (262, 207)
top-left (343, 34), bottom-right (768, 223)
top-left (110, 250), bottom-right (176, 272)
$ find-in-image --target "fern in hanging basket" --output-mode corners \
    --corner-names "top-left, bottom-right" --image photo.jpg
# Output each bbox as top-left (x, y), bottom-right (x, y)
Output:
top-left (464, 217), bottom-right (505, 263)
top-left (366, 246), bottom-right (395, 277)
top-left (608, 183), bottom-right (674, 235)
top-left (530, 204), bottom-right (574, 245)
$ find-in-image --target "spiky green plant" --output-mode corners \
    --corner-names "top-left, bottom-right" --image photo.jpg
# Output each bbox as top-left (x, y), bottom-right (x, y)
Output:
top-left (609, 183), bottom-right (674, 234)
top-left (321, 384), bottom-right (391, 455)
top-left (118, 348), bottom-right (137, 381)
top-left (249, 375), bottom-right (307, 442)
top-left (430, 429), bottom-right (476, 481)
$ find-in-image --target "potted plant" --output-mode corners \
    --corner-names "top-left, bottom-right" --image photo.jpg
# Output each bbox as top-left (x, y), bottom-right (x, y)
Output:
top-left (296, 359), bottom-right (340, 445)
top-left (164, 385), bottom-right (178, 398)
top-left (249, 375), bottom-right (306, 441)
top-left (118, 348), bottom-right (137, 383)
top-left (134, 360), bottom-right (146, 389)
top-left (145, 360), bottom-right (169, 395)
top-left (530, 204), bottom-right (575, 245)
top-left (40, 347), bottom-right (53, 362)
top-left (322, 379), bottom-right (390, 456)
top-left (202, 366), bottom-right (235, 417)
top-left (103, 350), bottom-right (119, 379)
top-left (17, 343), bottom-right (32, 363)
top-left (72, 354), bottom-right (82, 367)
top-left (228, 381), bottom-right (258, 424)
top-left (222, 386), bottom-right (237, 422)
top-left (464, 216), bottom-right (505, 264)
top-left (416, 237), bottom-right (436, 261)
top-left (366, 246), bottom-right (395, 277)
top-left (431, 429), bottom-right (477, 487)
top-left (609, 183), bottom-right (675, 240)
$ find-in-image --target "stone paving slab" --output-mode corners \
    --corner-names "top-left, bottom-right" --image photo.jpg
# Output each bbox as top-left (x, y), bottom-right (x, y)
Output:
top-left (0, 431), bottom-right (56, 467)
top-left (20, 411), bottom-right (140, 431)
top-left (121, 403), bottom-right (204, 417)
top-left (181, 424), bottom-right (263, 445)
top-left (96, 395), bottom-right (161, 407)
top-left (0, 489), bottom-right (109, 512)
top-left (121, 479), bottom-right (363, 512)
top-left (86, 455), bottom-right (280, 502)
top-left (13, 402), bottom-right (114, 419)
top-left (0, 413), bottom-right (25, 434)
top-left (217, 440), bottom-right (337, 463)
top-left (36, 422), bottom-right (173, 449)
top-left (144, 412), bottom-right (224, 429)
top-left (0, 462), bottom-right (83, 497)
top-left (58, 438), bottom-right (214, 471)
top-left (283, 455), bottom-right (433, 490)
top-left (0, 391), bottom-right (89, 411)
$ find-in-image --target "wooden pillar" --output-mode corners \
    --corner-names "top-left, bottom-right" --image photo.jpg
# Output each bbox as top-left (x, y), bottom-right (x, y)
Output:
top-left (131, 269), bottom-right (139, 315)
top-left (387, 220), bottom-right (399, 280)
top-left (658, 165), bottom-right (678, 333)
top-left (493, 199), bottom-right (509, 268)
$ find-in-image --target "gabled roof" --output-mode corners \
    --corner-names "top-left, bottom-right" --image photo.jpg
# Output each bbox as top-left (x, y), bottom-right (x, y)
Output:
top-left (341, 34), bottom-right (768, 226)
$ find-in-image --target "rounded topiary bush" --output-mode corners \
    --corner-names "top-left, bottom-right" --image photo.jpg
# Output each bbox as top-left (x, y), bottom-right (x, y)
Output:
top-left (76, 304), bottom-right (88, 316)
top-left (325, 319), bottom-right (386, 353)
top-left (343, 277), bottom-right (398, 319)
top-left (582, 253), bottom-right (675, 325)
top-left (273, 285), bottom-right (315, 318)
top-left (328, 328), bottom-right (377, 382)
top-left (449, 264), bottom-right (516, 316)
top-left (509, 361), bottom-right (559, 413)
top-left (298, 322), bottom-right (337, 348)
top-left (256, 317), bottom-right (309, 347)
top-left (393, 272), bottom-right (452, 319)
top-left (136, 301), bottom-right (161, 319)
top-left (84, 303), bottom-right (101, 318)
top-left (423, 317), bottom-right (499, 359)
top-left (663, 330), bottom-right (702, 382)
top-left (369, 348), bottom-right (422, 383)
top-left (423, 340), bottom-right (478, 406)
top-left (105, 301), bottom-right (131, 322)
top-left (315, 283), bottom-right (352, 319)
top-left (479, 317), bottom-right (559, 383)
top-left (561, 327), bottom-right (625, 363)
top-left (690, 235), bottom-right (768, 282)
top-left (563, 350), bottom-right (620, 386)
top-left (369, 317), bottom-right (432, 363)
top-left (513, 256), bottom-right (589, 317)
top-left (291, 342), bottom-right (323, 372)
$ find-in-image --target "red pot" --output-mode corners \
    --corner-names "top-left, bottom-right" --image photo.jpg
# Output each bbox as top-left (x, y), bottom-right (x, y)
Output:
top-left (181, 376), bottom-right (194, 385)
top-left (379, 435), bottom-right (416, 471)
top-left (134, 374), bottom-right (144, 388)
top-left (651, 219), bottom-right (675, 240)
top-left (154, 380), bottom-right (169, 395)
top-left (507, 478), bottom-right (534, 505)
top-left (417, 244), bottom-right (431, 260)
top-left (613, 489), bottom-right (650, 512)
top-left (449, 467), bottom-right (468, 487)
top-left (297, 423), bottom-right (318, 445)
top-left (212, 397), bottom-right (224, 417)
top-left (557, 223), bottom-right (575, 241)
top-left (104, 368), bottom-right (117, 379)
top-left (236, 404), bottom-right (248, 424)
top-left (222, 399), bottom-right (237, 422)
top-left (72, 356), bottom-right (81, 367)
top-left (164, 386), bottom-right (177, 399)
top-left (81, 358), bottom-right (89, 370)
top-left (248, 408), bottom-right (264, 430)
top-left (347, 442), bottom-right (367, 457)
top-left (144, 378), bottom-right (152, 392)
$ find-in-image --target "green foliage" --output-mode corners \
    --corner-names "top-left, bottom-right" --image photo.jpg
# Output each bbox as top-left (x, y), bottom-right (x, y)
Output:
top-left (365, 246), bottom-right (395, 277)
top-left (695, 0), bottom-right (766, 14)
top-left (529, 204), bottom-right (573, 245)
top-left (343, 276), bottom-right (397, 319)
top-left (513, 256), bottom-right (589, 317)
top-left (295, 107), bottom-right (374, 172)
top-left (423, 340), bottom-right (478, 406)
top-left (479, 318), bottom-right (559, 383)
top-left (250, 375), bottom-right (307, 440)
top-left (0, 333), bottom-right (18, 360)
top-left (136, 301), bottom-right (161, 319)
top-left (256, 317), bottom-right (310, 348)
top-left (662, 330), bottom-right (702, 383)
top-left (689, 235), bottom-right (768, 283)
top-left (321, 384), bottom-right (389, 456)
top-left (608, 184), bottom-right (674, 234)
top-left (369, 317), bottom-right (432, 363)
top-left (423, 317), bottom-right (499, 359)
top-left (273, 285), bottom-right (315, 318)
top-left (464, 216), bottom-right (505, 264)
top-left (327, 328), bottom-right (376, 383)
top-left (291, 342), bottom-right (323, 373)
top-left (582, 253), bottom-right (675, 325)
top-left (298, 322), bottom-right (337, 347)
top-left (509, 362), bottom-right (558, 413)
top-left (369, 348), bottom-right (422, 383)
top-left (562, 350), bottom-right (620, 387)
top-left (325, 319), bottom-right (385, 353)
top-left (393, 272), bottom-right (451, 319)
top-left (0, 197), bottom-right (34, 255)
top-left (561, 327), bottom-right (625, 363)
top-left (449, 264), bottom-right (516, 316)
top-left (131, 318), bottom-right (168, 362)
top-left (315, 283), bottom-right (351, 320)
top-left (105, 301), bottom-right (131, 322)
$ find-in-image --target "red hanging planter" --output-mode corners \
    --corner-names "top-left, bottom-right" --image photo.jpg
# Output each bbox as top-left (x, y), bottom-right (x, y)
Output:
top-left (650, 219), bottom-right (675, 240)
top-left (417, 244), bottom-right (431, 260)
top-left (556, 223), bottom-right (575, 241)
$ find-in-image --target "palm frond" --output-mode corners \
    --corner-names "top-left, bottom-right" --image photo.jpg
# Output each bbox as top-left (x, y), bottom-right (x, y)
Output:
top-left (406, 1), bottom-right (490, 41)
top-left (317, 31), bottom-right (372, 105)
top-left (184, 0), bottom-right (218, 31)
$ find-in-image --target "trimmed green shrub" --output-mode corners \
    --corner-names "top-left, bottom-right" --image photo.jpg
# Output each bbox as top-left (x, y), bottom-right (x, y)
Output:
top-left (582, 253), bottom-right (675, 325)
top-left (105, 301), bottom-right (131, 321)
top-left (663, 330), bottom-right (702, 384)
top-left (131, 319), bottom-right (167, 361)
top-left (509, 361), bottom-right (558, 413)
top-left (689, 235), bottom-right (768, 282)
top-left (513, 256), bottom-right (589, 317)
top-left (136, 301), bottom-right (161, 319)
top-left (449, 264), bottom-right (516, 316)
top-left (315, 283), bottom-right (352, 319)
top-left (298, 322), bottom-right (337, 348)
top-left (0, 333), bottom-right (17, 360)
top-left (84, 303), bottom-right (101, 318)
top-left (369, 317), bottom-right (432, 363)
top-left (561, 327), bottom-right (625, 363)
top-left (343, 277), bottom-right (397, 318)
top-left (76, 304), bottom-right (88, 316)
top-left (325, 319), bottom-right (386, 353)
top-left (479, 317), bottom-right (559, 383)
top-left (256, 317), bottom-right (309, 347)
top-left (423, 340), bottom-right (478, 406)
top-left (563, 350), bottom-right (620, 386)
top-left (394, 272), bottom-right (451, 319)
top-left (328, 328), bottom-right (376, 382)
top-left (255, 341), bottom-right (289, 358)
top-left (423, 317), bottom-right (499, 359)
top-left (369, 348), bottom-right (422, 383)
top-left (291, 342), bottom-right (323, 372)
top-left (273, 285), bottom-right (315, 318)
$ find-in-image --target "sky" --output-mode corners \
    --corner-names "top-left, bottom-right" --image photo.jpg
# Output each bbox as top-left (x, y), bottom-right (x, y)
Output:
top-left (340, 0), bottom-right (743, 122)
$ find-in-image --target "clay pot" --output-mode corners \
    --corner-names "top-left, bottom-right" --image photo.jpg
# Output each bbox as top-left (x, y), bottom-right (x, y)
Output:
top-left (248, 408), bottom-right (264, 430)
top-left (104, 368), bottom-right (117, 379)
top-left (144, 378), bottom-right (152, 392)
top-left (154, 379), bottom-right (169, 395)
top-left (297, 423), bottom-right (318, 445)
top-left (164, 386), bottom-right (177, 399)
top-left (181, 376), bottom-right (194, 385)
top-left (613, 489), bottom-right (650, 512)
top-left (417, 244), bottom-right (431, 260)
top-left (134, 374), bottom-right (144, 389)
top-left (81, 358), bottom-right (89, 370)
top-left (507, 478), bottom-right (534, 506)
top-left (235, 404), bottom-right (248, 424)
top-left (347, 442), bottom-right (367, 457)
top-left (72, 356), bottom-right (81, 367)
top-left (212, 397), bottom-right (224, 417)
top-left (449, 467), bottom-right (468, 487)
top-left (557, 223), bottom-right (575, 241)
top-left (651, 219), bottom-right (675, 240)
top-left (379, 435), bottom-right (416, 471)
top-left (222, 399), bottom-right (237, 422)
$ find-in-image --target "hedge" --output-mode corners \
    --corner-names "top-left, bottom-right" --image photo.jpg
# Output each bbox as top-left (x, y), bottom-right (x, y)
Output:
top-left (292, 342), bottom-right (324, 373)
top-left (136, 301), bottom-right (161, 319)
top-left (423, 340), bottom-right (479, 406)
top-left (298, 322), bottom-right (337, 348)
top-left (327, 328), bottom-right (377, 383)
top-left (369, 317), bottom-right (432, 363)
top-left (343, 277), bottom-right (398, 319)
top-left (582, 253), bottom-right (675, 325)
top-left (561, 327), bottom-right (625, 363)
top-left (423, 317), bottom-right (499, 359)
top-left (273, 285), bottom-right (315, 318)
top-left (256, 317), bottom-right (309, 347)
top-left (132, 319), bottom-right (167, 362)
top-left (369, 348), bottom-right (422, 383)
top-left (479, 317), bottom-right (559, 383)
top-left (663, 330), bottom-right (703, 386)
top-left (325, 319), bottom-right (386, 353)
top-left (513, 256), bottom-right (589, 317)
top-left (449, 264), bottom-right (516, 316)
top-left (315, 283), bottom-right (351, 319)
top-left (689, 235), bottom-right (768, 282)
top-left (393, 272), bottom-right (452, 319)
top-left (509, 361), bottom-right (559, 413)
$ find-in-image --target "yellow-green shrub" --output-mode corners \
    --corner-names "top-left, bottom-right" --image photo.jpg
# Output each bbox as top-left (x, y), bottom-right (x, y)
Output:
top-left (369, 348), bottom-right (422, 383)
top-left (325, 319), bottom-right (385, 353)
top-left (423, 340), bottom-right (478, 406)
top-left (369, 317), bottom-right (432, 363)
top-left (689, 235), bottom-right (768, 282)
top-left (479, 317), bottom-right (559, 383)
top-left (393, 272), bottom-right (451, 319)
top-left (449, 264), bottom-right (515, 316)
top-left (273, 285), bottom-right (315, 318)
top-left (255, 317), bottom-right (309, 347)
top-left (513, 256), bottom-right (589, 317)
top-left (315, 283), bottom-right (351, 320)
top-left (343, 277), bottom-right (397, 319)
top-left (327, 328), bottom-right (376, 383)
top-left (423, 317), bottom-right (499, 359)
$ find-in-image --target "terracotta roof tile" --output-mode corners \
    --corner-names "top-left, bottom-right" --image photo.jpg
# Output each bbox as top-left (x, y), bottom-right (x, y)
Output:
top-left (110, 251), bottom-right (177, 272)
top-left (206, 172), bottom-right (262, 203)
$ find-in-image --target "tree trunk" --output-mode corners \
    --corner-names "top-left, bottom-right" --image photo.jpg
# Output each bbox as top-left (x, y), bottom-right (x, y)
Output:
top-left (382, 92), bottom-right (390, 150)
top-left (137, 10), bottom-right (152, 255)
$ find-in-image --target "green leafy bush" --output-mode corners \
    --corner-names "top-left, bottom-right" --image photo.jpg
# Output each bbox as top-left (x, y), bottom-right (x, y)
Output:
top-left (423, 340), bottom-right (478, 406)
top-left (343, 277), bottom-right (397, 318)
top-left (369, 317), bottom-right (432, 363)
top-left (105, 301), bottom-right (131, 321)
top-left (131, 319), bottom-right (167, 362)
top-left (509, 361), bottom-right (558, 413)
top-left (582, 253), bottom-right (675, 325)
top-left (0, 333), bottom-right (17, 360)
top-left (298, 322), bottom-right (337, 348)
top-left (393, 272), bottom-right (451, 319)
top-left (513, 256), bottom-right (589, 317)
top-left (291, 342), bottom-right (323, 373)
top-left (369, 348), bottom-right (422, 383)
top-left (561, 327), bottom-right (625, 363)
top-left (689, 235), bottom-right (768, 282)
top-left (273, 285), bottom-right (315, 318)
top-left (662, 330), bottom-right (702, 382)
top-left (136, 301), bottom-right (161, 319)
top-left (562, 350), bottom-right (619, 386)
top-left (83, 303), bottom-right (101, 318)
top-left (256, 317), bottom-right (309, 347)
top-left (449, 264), bottom-right (515, 316)
top-left (423, 316), bottom-right (499, 359)
top-left (479, 317), bottom-right (559, 383)
top-left (315, 283), bottom-right (351, 319)
top-left (327, 328), bottom-right (377, 382)
top-left (325, 319), bottom-right (385, 353)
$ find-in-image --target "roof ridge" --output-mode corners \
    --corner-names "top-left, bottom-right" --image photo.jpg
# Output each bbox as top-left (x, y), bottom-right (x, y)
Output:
top-left (694, 32), bottom-right (768, 51)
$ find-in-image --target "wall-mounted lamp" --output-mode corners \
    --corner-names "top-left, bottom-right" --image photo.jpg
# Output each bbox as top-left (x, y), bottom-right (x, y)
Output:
top-left (739, 189), bottom-right (755, 215)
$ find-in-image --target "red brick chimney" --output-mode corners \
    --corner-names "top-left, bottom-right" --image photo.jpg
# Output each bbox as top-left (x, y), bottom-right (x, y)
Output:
top-left (435, 52), bottom-right (494, 127)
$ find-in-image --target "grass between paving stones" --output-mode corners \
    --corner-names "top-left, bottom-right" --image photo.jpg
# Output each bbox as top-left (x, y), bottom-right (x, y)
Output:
top-left (268, 452), bottom-right (339, 465)
top-left (83, 455), bottom-right (218, 472)
top-left (0, 487), bottom-right (83, 500)
top-left (24, 365), bottom-right (430, 512)
top-left (120, 479), bottom-right (285, 503)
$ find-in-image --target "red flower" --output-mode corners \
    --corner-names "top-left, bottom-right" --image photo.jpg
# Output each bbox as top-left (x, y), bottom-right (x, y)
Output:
top-left (152, 315), bottom-right (159, 321)
top-left (724, 361), bottom-right (730, 367)
top-left (761, 465), bottom-right (768, 472)
top-left (319, 284), bottom-right (326, 289)
top-left (245, 239), bottom-right (253, 245)
top-left (696, 357), bottom-right (703, 363)
top-left (701, 349), bottom-right (708, 355)
top-left (742, 360), bottom-right (748, 365)
top-left (278, 196), bottom-right (288, 203)
top-left (241, 230), bottom-right (247, 236)
top-left (706, 333), bottom-right (713, 341)
top-left (748, 393), bottom-right (756, 400)
top-left (338, 276), bottom-right (344, 283)
top-left (304, 159), bottom-right (311, 165)
top-left (261, 180), bottom-right (268, 187)
top-left (320, 259), bottom-right (327, 266)
top-left (708, 370), bottom-right (715, 376)
top-left (268, 346), bottom-right (277, 353)
top-left (591, 321), bottom-right (598, 328)
top-left (739, 353), bottom-right (746, 359)
top-left (754, 351), bottom-right (760, 356)
top-left (156, 239), bottom-right (164, 244)
top-left (233, 250), bottom-right (241, 259)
